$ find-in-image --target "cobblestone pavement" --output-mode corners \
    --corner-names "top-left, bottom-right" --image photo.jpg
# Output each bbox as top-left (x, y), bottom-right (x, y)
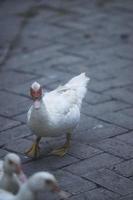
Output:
top-left (0, 0), bottom-right (133, 199)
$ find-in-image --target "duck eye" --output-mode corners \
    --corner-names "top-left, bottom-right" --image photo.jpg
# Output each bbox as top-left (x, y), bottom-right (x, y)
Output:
top-left (46, 179), bottom-right (52, 185)
top-left (9, 160), bottom-right (13, 165)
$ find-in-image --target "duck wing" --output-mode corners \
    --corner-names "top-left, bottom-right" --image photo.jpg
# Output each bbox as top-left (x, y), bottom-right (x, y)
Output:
top-left (43, 73), bottom-right (90, 115)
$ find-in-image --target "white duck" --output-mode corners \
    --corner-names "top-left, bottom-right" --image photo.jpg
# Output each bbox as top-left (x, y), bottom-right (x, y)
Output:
top-left (26, 73), bottom-right (90, 157)
top-left (0, 153), bottom-right (27, 194)
top-left (0, 171), bottom-right (67, 200)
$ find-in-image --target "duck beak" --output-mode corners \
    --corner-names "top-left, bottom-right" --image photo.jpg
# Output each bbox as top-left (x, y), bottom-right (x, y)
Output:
top-left (51, 182), bottom-right (61, 193)
top-left (52, 183), bottom-right (68, 199)
top-left (15, 164), bottom-right (22, 174)
top-left (34, 100), bottom-right (41, 109)
top-left (18, 172), bottom-right (27, 183)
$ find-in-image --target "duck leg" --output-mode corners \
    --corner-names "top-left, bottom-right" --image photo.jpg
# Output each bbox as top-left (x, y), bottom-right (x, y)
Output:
top-left (25, 136), bottom-right (41, 158)
top-left (51, 133), bottom-right (71, 157)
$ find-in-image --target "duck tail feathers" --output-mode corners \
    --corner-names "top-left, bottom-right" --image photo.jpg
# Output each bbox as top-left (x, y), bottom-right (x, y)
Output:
top-left (66, 73), bottom-right (90, 107)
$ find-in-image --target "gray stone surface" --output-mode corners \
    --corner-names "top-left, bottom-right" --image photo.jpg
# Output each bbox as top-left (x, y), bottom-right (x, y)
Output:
top-left (0, 0), bottom-right (133, 199)
top-left (84, 168), bottom-right (133, 195)
top-left (0, 91), bottom-right (30, 117)
top-left (69, 188), bottom-right (120, 200)
top-left (64, 153), bottom-right (123, 175)
top-left (99, 112), bottom-right (133, 130)
top-left (0, 116), bottom-right (20, 133)
top-left (92, 138), bottom-right (133, 159)
top-left (111, 159), bottom-right (133, 177)
top-left (55, 170), bottom-right (96, 195)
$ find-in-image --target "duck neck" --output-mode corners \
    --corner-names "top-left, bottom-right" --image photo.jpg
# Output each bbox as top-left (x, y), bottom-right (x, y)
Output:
top-left (3, 165), bottom-right (13, 177)
top-left (15, 183), bottom-right (36, 200)
top-left (33, 98), bottom-right (44, 110)
top-left (33, 97), bottom-right (45, 111)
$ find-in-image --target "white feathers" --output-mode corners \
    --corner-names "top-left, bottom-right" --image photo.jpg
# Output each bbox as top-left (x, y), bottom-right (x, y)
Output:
top-left (64, 72), bottom-right (90, 108)
top-left (0, 171), bottom-right (59, 200)
top-left (28, 73), bottom-right (90, 137)
top-left (0, 153), bottom-right (26, 195)
top-left (31, 82), bottom-right (41, 91)
top-left (0, 153), bottom-right (66, 200)
top-left (4, 153), bottom-right (21, 165)
top-left (30, 171), bottom-right (56, 183)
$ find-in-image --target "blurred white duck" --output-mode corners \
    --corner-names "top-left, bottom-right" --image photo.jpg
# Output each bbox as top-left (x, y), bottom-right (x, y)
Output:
top-left (0, 153), bottom-right (27, 194)
top-left (26, 73), bottom-right (90, 157)
top-left (0, 171), bottom-right (67, 200)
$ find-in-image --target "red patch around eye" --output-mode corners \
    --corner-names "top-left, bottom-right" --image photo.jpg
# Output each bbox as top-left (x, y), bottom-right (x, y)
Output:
top-left (30, 88), bottom-right (42, 98)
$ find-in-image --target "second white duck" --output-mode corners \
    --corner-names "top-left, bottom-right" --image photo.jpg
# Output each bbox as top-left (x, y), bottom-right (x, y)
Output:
top-left (26, 73), bottom-right (90, 157)
top-left (0, 153), bottom-right (27, 194)
top-left (0, 171), bottom-right (66, 200)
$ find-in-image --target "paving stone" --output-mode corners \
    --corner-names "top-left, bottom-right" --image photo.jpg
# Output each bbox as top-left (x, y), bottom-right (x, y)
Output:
top-left (53, 17), bottom-right (89, 31)
top-left (87, 79), bottom-right (115, 93)
top-left (90, 57), bottom-right (133, 76)
top-left (45, 80), bottom-right (61, 90)
top-left (55, 170), bottom-right (96, 195)
top-left (92, 138), bottom-right (133, 159)
top-left (104, 88), bottom-right (133, 105)
top-left (13, 112), bottom-right (27, 123)
top-left (85, 90), bottom-right (111, 105)
top-left (84, 168), bottom-right (133, 195)
top-left (5, 138), bottom-right (33, 154)
top-left (0, 91), bottom-right (30, 117)
top-left (23, 155), bottom-right (79, 176)
top-left (76, 113), bottom-right (108, 132)
top-left (82, 100), bottom-right (130, 117)
top-left (64, 153), bottom-right (122, 175)
top-left (116, 131), bottom-right (133, 146)
top-left (11, 52), bottom-right (83, 75)
top-left (5, 44), bottom-right (65, 69)
top-left (111, 159), bottom-right (133, 177)
top-left (0, 70), bottom-right (36, 90)
top-left (68, 141), bottom-right (102, 159)
top-left (127, 83), bottom-right (133, 93)
top-left (12, 34), bottom-right (51, 55)
top-left (120, 107), bottom-right (133, 118)
top-left (130, 176), bottom-right (133, 181)
top-left (10, 72), bottom-right (75, 98)
top-left (23, 22), bottom-right (69, 42)
top-left (0, 116), bottom-right (20, 133)
top-left (0, 15), bottom-right (22, 64)
top-left (69, 188), bottom-right (120, 200)
top-left (0, 149), bottom-right (9, 158)
top-left (6, 76), bottom-right (56, 97)
top-left (73, 124), bottom-right (127, 144)
top-left (88, 67), bottom-right (115, 81)
top-left (0, 0), bottom-right (33, 15)
top-left (53, 31), bottom-right (90, 46)
top-left (106, 44), bottom-right (133, 60)
top-left (99, 112), bottom-right (133, 130)
top-left (63, 44), bottom-right (111, 64)
top-left (0, 125), bottom-right (31, 145)
top-left (118, 194), bottom-right (133, 200)
top-left (9, 51), bottom-right (61, 72)
top-left (88, 77), bottom-right (133, 93)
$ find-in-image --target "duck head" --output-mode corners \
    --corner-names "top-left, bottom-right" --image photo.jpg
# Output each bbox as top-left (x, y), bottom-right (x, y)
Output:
top-left (3, 153), bottom-right (22, 175)
top-left (30, 82), bottom-right (43, 109)
top-left (28, 171), bottom-right (67, 198)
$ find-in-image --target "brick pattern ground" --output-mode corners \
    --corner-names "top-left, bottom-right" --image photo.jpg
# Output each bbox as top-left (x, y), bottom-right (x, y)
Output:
top-left (0, 0), bottom-right (133, 199)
